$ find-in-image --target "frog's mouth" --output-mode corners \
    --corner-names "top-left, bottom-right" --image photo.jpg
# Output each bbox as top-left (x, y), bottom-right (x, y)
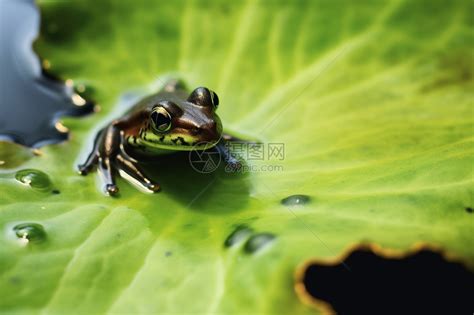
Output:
top-left (139, 117), bottom-right (222, 151)
top-left (139, 132), bottom-right (221, 151)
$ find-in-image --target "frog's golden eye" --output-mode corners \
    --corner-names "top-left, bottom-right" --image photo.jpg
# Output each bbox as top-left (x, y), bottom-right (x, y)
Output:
top-left (209, 90), bottom-right (219, 108)
top-left (150, 106), bottom-right (172, 132)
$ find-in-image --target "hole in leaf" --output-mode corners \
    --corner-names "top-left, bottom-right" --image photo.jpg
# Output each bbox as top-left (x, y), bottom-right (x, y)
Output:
top-left (295, 245), bottom-right (474, 315)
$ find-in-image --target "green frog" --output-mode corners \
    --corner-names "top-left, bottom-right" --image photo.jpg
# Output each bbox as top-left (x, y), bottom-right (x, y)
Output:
top-left (78, 80), bottom-right (240, 195)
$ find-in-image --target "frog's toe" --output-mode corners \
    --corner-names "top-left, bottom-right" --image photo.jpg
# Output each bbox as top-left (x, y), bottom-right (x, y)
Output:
top-left (146, 182), bottom-right (161, 193)
top-left (78, 164), bottom-right (91, 175)
top-left (78, 152), bottom-right (99, 175)
top-left (105, 184), bottom-right (119, 196)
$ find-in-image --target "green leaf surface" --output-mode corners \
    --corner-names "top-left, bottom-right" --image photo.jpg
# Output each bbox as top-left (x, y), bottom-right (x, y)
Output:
top-left (1, 0), bottom-right (473, 314)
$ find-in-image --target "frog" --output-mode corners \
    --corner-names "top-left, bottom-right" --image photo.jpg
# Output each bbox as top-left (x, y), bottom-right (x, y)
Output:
top-left (78, 80), bottom-right (240, 196)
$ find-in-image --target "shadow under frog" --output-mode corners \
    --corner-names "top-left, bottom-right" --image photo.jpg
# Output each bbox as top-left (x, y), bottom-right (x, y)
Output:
top-left (79, 79), bottom-right (250, 214)
top-left (141, 151), bottom-right (250, 215)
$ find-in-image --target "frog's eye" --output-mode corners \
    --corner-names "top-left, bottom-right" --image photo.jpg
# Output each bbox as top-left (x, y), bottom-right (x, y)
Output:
top-left (209, 90), bottom-right (219, 108)
top-left (150, 106), bottom-right (172, 132)
top-left (188, 87), bottom-right (218, 108)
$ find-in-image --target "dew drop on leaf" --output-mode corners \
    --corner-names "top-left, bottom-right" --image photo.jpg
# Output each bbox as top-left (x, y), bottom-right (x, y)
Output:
top-left (15, 169), bottom-right (52, 191)
top-left (243, 233), bottom-right (276, 254)
top-left (281, 195), bottom-right (311, 206)
top-left (13, 223), bottom-right (47, 244)
top-left (224, 225), bottom-right (253, 248)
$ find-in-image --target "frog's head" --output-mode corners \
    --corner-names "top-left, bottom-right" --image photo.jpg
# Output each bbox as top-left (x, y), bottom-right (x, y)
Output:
top-left (139, 87), bottom-right (223, 151)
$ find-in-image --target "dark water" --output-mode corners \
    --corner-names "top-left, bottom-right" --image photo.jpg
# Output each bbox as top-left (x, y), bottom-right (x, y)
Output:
top-left (0, 0), bottom-right (93, 148)
top-left (300, 247), bottom-right (474, 314)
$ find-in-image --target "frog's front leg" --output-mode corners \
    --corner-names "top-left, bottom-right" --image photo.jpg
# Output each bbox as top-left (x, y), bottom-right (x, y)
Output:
top-left (78, 123), bottom-right (121, 195)
top-left (78, 121), bottom-right (160, 195)
top-left (115, 151), bottom-right (160, 193)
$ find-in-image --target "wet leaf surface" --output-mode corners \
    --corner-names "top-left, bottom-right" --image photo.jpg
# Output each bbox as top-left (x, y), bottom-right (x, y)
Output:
top-left (1, 0), bottom-right (473, 313)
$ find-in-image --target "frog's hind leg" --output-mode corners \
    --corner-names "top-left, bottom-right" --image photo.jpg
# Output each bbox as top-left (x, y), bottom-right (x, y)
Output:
top-left (213, 135), bottom-right (261, 171)
top-left (96, 124), bottom-right (122, 195)
top-left (115, 153), bottom-right (160, 193)
top-left (214, 139), bottom-right (241, 170)
top-left (162, 78), bottom-right (187, 93)
top-left (79, 124), bottom-right (121, 195)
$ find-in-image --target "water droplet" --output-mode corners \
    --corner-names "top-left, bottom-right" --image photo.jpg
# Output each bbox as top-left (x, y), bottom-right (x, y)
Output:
top-left (13, 223), bottom-right (46, 244)
top-left (243, 233), bottom-right (276, 254)
top-left (466, 207), bottom-right (473, 214)
top-left (281, 194), bottom-right (311, 206)
top-left (165, 251), bottom-right (172, 257)
top-left (224, 225), bottom-right (253, 248)
top-left (15, 169), bottom-right (52, 191)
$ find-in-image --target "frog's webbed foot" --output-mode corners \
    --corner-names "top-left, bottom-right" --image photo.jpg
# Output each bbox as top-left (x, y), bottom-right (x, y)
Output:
top-left (116, 153), bottom-right (160, 192)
